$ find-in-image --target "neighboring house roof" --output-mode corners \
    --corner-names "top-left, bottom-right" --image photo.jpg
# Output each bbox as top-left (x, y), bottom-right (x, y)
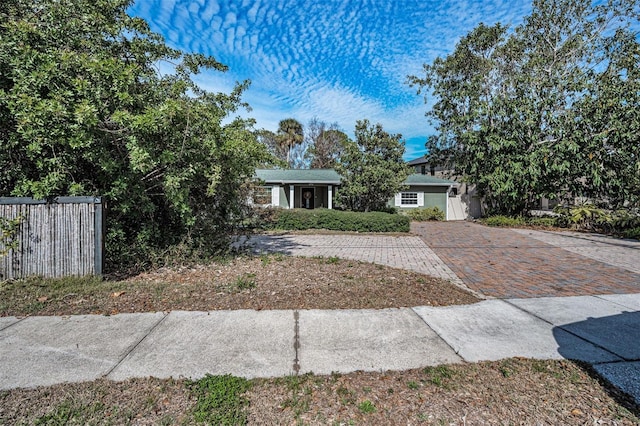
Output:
top-left (255, 169), bottom-right (342, 185)
top-left (407, 156), bottom-right (428, 166)
top-left (255, 169), bottom-right (456, 187)
top-left (405, 174), bottom-right (458, 186)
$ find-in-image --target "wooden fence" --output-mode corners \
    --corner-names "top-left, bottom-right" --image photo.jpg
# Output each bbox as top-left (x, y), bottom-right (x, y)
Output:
top-left (0, 197), bottom-right (103, 279)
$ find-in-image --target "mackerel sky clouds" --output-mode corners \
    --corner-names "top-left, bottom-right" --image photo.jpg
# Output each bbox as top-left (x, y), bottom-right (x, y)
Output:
top-left (129, 0), bottom-right (533, 160)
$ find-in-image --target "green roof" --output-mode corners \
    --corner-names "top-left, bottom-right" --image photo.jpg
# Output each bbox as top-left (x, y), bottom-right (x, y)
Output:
top-left (404, 174), bottom-right (457, 186)
top-left (255, 169), bottom-right (455, 186)
top-left (255, 169), bottom-right (342, 184)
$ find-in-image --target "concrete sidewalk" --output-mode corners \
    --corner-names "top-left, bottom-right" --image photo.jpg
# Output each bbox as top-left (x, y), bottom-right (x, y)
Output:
top-left (1, 293), bottom-right (639, 404)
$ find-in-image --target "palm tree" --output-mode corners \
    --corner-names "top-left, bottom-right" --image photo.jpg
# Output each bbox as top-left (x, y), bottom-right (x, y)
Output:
top-left (277, 118), bottom-right (304, 168)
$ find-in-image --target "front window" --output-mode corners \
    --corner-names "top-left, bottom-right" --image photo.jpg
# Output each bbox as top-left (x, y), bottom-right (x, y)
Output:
top-left (254, 186), bottom-right (272, 204)
top-left (401, 192), bottom-right (418, 206)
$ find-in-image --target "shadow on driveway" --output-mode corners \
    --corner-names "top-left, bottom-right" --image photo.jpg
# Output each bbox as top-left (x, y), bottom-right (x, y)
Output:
top-left (553, 311), bottom-right (640, 415)
top-left (233, 234), bottom-right (310, 256)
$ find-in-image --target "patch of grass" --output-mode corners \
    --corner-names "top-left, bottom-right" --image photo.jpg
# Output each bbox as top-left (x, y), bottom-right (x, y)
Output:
top-left (231, 273), bottom-right (256, 291)
top-left (259, 254), bottom-right (271, 266)
top-left (0, 275), bottom-right (116, 315)
top-left (188, 374), bottom-right (251, 425)
top-left (407, 381), bottom-right (420, 390)
top-left (336, 386), bottom-right (357, 406)
top-left (498, 359), bottom-right (520, 378)
top-left (423, 365), bottom-right (455, 388)
top-left (34, 400), bottom-right (106, 425)
top-left (279, 374), bottom-right (314, 421)
top-left (357, 399), bottom-right (376, 414)
top-left (325, 256), bottom-right (340, 264)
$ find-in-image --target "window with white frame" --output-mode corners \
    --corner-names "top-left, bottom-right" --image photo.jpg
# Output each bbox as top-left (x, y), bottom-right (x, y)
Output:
top-left (400, 192), bottom-right (418, 206)
top-left (254, 186), bottom-right (272, 204)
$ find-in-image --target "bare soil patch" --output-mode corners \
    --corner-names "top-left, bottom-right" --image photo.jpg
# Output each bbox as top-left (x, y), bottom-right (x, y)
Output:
top-left (0, 255), bottom-right (478, 316)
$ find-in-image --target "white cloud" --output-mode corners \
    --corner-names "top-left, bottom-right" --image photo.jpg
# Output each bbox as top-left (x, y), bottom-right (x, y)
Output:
top-left (128, 0), bottom-right (535, 158)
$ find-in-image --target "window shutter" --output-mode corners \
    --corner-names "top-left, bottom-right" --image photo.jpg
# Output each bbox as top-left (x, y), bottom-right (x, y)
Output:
top-left (417, 192), bottom-right (424, 207)
top-left (394, 193), bottom-right (402, 206)
top-left (271, 186), bottom-right (280, 206)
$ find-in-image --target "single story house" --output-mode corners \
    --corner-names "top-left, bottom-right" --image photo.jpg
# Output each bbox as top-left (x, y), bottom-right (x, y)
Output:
top-left (253, 169), bottom-right (460, 220)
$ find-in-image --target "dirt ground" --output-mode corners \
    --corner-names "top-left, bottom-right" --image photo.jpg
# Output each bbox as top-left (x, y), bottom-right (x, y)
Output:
top-left (1, 254), bottom-right (638, 424)
top-left (0, 255), bottom-right (478, 317)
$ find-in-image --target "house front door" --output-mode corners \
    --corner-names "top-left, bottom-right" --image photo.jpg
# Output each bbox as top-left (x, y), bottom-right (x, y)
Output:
top-left (301, 187), bottom-right (314, 209)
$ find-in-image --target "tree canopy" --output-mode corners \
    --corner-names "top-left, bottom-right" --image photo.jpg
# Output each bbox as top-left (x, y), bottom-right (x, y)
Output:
top-left (409, 0), bottom-right (640, 215)
top-left (276, 118), bottom-right (304, 168)
top-left (305, 117), bottom-right (347, 169)
top-left (336, 120), bottom-right (411, 212)
top-left (0, 0), bottom-right (271, 268)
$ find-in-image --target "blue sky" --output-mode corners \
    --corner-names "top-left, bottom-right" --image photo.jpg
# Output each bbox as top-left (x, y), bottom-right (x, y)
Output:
top-left (128, 0), bottom-right (534, 160)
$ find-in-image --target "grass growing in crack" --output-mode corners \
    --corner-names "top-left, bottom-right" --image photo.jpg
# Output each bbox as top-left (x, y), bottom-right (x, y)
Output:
top-left (188, 374), bottom-right (251, 425)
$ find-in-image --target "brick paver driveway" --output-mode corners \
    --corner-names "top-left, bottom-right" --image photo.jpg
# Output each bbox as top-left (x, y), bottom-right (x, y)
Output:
top-left (412, 222), bottom-right (640, 298)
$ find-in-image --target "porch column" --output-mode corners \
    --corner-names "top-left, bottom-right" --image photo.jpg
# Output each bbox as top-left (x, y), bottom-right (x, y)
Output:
top-left (289, 185), bottom-right (294, 209)
top-left (328, 185), bottom-right (333, 209)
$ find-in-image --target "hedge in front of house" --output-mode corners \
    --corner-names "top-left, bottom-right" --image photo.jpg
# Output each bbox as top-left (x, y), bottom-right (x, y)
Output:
top-left (405, 207), bottom-right (445, 221)
top-left (268, 208), bottom-right (410, 232)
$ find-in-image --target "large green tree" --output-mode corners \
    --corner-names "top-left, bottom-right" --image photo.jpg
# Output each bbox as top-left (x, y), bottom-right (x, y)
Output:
top-left (305, 117), bottom-right (347, 169)
top-left (336, 120), bottom-right (411, 212)
top-left (409, 0), bottom-right (640, 215)
top-left (0, 0), bottom-right (271, 268)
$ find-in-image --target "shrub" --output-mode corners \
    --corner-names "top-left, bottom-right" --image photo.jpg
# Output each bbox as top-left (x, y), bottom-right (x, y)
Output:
top-left (263, 208), bottom-right (410, 232)
top-left (482, 216), bottom-right (527, 227)
top-left (622, 227), bottom-right (640, 240)
top-left (526, 217), bottom-right (560, 228)
top-left (482, 215), bottom-right (568, 228)
top-left (406, 207), bottom-right (445, 221)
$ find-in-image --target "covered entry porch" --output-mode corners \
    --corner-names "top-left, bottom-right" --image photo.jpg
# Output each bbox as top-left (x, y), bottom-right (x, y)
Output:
top-left (254, 169), bottom-right (341, 210)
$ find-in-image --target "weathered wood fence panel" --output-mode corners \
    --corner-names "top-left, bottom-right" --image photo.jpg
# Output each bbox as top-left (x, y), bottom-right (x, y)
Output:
top-left (0, 197), bottom-right (103, 279)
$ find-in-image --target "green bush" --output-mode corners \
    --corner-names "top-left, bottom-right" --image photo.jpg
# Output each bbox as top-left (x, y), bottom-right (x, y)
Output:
top-left (482, 216), bottom-right (527, 227)
top-left (622, 227), bottom-right (640, 240)
top-left (263, 208), bottom-right (410, 232)
top-left (406, 207), bottom-right (445, 221)
top-left (525, 217), bottom-right (560, 227)
top-left (482, 215), bottom-right (568, 228)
